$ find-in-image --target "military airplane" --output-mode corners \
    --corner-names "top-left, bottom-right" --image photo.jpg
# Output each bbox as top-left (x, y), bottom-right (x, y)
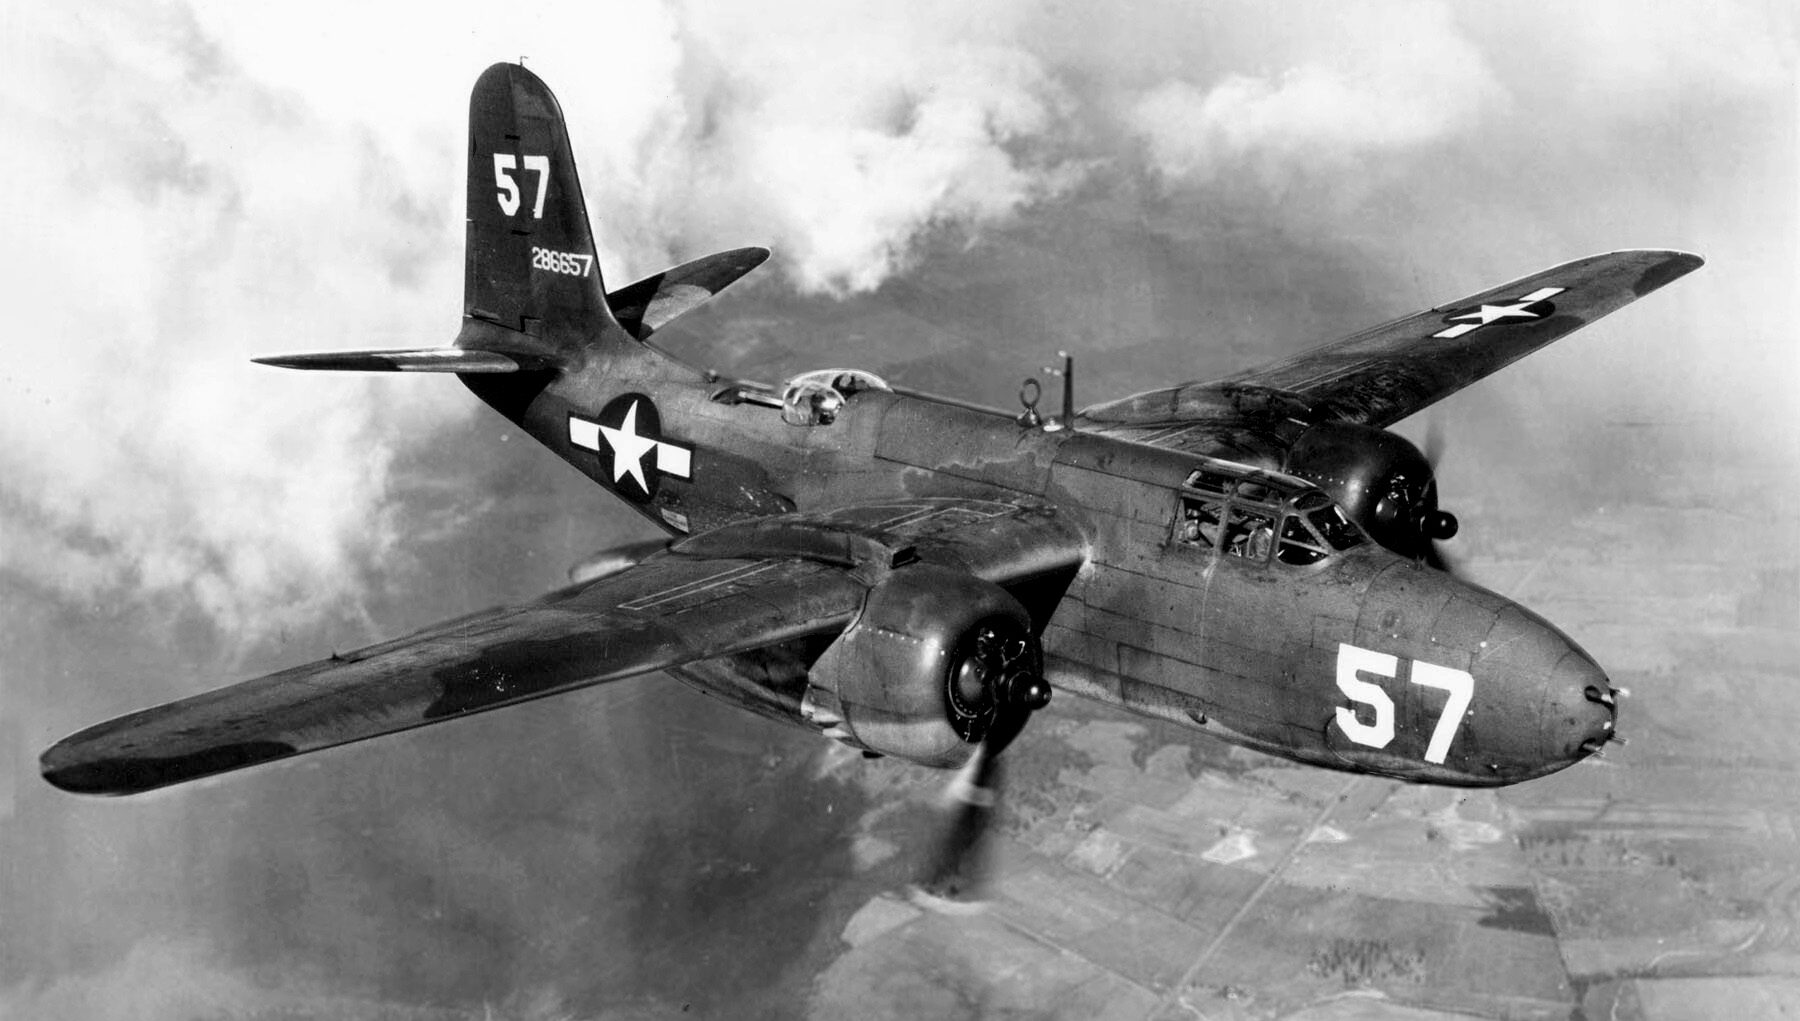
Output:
top-left (41, 63), bottom-right (1702, 898)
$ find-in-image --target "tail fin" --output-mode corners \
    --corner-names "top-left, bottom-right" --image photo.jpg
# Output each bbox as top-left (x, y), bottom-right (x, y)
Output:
top-left (253, 65), bottom-right (765, 379)
top-left (460, 62), bottom-right (623, 348)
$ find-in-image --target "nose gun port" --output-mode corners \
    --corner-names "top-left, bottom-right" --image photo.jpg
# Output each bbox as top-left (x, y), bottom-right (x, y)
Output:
top-left (1578, 682), bottom-right (1620, 754)
top-left (1561, 668), bottom-right (1618, 758)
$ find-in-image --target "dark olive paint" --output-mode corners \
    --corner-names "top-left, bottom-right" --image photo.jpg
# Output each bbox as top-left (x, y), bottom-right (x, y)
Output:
top-left (43, 63), bottom-right (1692, 801)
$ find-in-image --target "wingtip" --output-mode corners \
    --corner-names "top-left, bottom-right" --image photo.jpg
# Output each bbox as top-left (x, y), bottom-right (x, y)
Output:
top-left (40, 758), bottom-right (133, 796)
top-left (39, 736), bottom-right (137, 796)
top-left (1634, 248), bottom-right (1703, 270)
top-left (39, 723), bottom-right (297, 796)
top-left (1632, 249), bottom-right (1706, 296)
top-left (722, 246), bottom-right (773, 272)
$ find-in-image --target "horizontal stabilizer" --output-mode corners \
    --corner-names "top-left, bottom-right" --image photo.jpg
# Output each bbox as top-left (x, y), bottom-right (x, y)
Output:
top-left (607, 247), bottom-right (770, 339)
top-left (252, 348), bottom-right (554, 373)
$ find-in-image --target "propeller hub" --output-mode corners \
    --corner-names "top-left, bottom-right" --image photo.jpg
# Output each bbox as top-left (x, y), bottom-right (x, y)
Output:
top-left (952, 657), bottom-right (990, 707)
top-left (1423, 510), bottom-right (1459, 541)
top-left (945, 619), bottom-right (1045, 741)
top-left (998, 672), bottom-right (1052, 711)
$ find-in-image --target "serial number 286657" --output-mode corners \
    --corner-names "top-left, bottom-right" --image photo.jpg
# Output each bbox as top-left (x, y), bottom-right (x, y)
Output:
top-left (531, 246), bottom-right (593, 277)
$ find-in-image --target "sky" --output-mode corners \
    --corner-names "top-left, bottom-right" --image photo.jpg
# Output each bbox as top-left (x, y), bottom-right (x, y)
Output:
top-left (0, 1), bottom-right (1793, 1018)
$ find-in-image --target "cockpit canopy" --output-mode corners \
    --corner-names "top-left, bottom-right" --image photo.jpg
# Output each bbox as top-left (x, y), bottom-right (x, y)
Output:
top-left (1174, 464), bottom-right (1366, 566)
top-left (780, 368), bottom-right (891, 427)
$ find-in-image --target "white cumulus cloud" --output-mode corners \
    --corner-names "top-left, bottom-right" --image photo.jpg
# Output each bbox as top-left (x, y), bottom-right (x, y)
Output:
top-left (1125, 1), bottom-right (1504, 183)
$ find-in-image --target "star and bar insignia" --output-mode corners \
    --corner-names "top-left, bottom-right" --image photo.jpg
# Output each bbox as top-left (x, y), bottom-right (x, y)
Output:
top-left (568, 394), bottom-right (693, 501)
top-left (1433, 287), bottom-right (1564, 339)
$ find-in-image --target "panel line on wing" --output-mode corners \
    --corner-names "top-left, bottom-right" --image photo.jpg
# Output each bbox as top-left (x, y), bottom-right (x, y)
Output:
top-left (617, 560), bottom-right (791, 612)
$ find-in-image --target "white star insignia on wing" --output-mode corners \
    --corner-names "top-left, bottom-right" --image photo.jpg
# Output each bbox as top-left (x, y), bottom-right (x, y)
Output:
top-left (1433, 287), bottom-right (1565, 339)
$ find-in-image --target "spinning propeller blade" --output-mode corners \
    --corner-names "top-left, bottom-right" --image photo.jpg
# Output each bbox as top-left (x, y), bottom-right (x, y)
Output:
top-left (916, 664), bottom-right (1049, 904)
top-left (1420, 419), bottom-right (1463, 577)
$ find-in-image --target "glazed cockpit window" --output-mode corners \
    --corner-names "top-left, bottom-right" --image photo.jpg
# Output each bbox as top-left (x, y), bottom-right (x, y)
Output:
top-left (1235, 481), bottom-right (1272, 504)
top-left (1177, 466), bottom-right (1345, 563)
top-left (1277, 515), bottom-right (1327, 565)
top-left (1184, 470), bottom-right (1235, 497)
top-left (778, 368), bottom-right (891, 426)
top-left (780, 381), bottom-right (844, 426)
top-left (1223, 507), bottom-right (1275, 560)
top-left (1308, 505), bottom-right (1365, 551)
top-left (1177, 497), bottom-right (1224, 549)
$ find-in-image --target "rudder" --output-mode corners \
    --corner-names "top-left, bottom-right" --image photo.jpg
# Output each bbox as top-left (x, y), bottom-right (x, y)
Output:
top-left (463, 62), bottom-right (619, 342)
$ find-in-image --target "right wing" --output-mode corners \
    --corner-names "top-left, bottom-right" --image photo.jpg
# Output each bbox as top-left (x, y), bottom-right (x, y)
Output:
top-left (42, 497), bottom-right (1084, 796)
top-left (1080, 250), bottom-right (1703, 461)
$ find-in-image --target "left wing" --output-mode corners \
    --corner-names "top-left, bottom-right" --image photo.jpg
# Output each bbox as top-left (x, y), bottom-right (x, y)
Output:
top-left (42, 497), bottom-right (1083, 796)
top-left (1080, 250), bottom-right (1702, 460)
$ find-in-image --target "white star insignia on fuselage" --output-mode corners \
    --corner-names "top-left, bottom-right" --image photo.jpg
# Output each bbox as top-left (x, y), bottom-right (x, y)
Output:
top-left (567, 400), bottom-right (693, 496)
top-left (598, 401), bottom-right (659, 491)
top-left (1433, 287), bottom-right (1565, 339)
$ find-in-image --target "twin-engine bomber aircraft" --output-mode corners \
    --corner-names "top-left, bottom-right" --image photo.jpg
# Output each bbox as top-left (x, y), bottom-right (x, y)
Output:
top-left (42, 63), bottom-right (1701, 897)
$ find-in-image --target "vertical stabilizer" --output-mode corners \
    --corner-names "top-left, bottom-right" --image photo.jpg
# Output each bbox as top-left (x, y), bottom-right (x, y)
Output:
top-left (462, 62), bottom-right (623, 345)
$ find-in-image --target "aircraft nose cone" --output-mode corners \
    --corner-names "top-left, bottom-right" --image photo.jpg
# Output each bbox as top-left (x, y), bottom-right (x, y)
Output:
top-left (1543, 650), bottom-right (1617, 763)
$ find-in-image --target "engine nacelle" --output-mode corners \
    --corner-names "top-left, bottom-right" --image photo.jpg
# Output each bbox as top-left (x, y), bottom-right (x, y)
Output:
top-left (1284, 423), bottom-right (1455, 558)
top-left (802, 565), bottom-right (1038, 768)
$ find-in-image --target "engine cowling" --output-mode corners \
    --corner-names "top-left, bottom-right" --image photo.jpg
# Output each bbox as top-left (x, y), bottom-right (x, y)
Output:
top-left (1284, 423), bottom-right (1457, 559)
top-left (802, 565), bottom-right (1042, 768)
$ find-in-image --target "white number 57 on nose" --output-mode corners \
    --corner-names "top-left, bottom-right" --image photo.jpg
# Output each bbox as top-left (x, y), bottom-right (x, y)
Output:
top-left (1335, 643), bottom-right (1473, 765)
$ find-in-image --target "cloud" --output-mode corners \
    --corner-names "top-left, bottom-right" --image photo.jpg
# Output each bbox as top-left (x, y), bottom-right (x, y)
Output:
top-left (0, 0), bottom-right (1784, 656)
top-left (0, 0), bottom-right (1098, 642)
top-left (179, 0), bottom-right (1094, 297)
top-left (1124, 1), bottom-right (1504, 184)
top-left (0, 939), bottom-right (268, 1021)
top-left (582, 0), bottom-right (1088, 294)
top-left (1, 3), bottom-right (1792, 1020)
top-left (1526, 0), bottom-right (1794, 104)
top-left (0, 3), bottom-right (465, 646)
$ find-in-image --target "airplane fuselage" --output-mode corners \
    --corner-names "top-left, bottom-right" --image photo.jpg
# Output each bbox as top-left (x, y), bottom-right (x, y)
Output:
top-left (472, 325), bottom-right (1616, 788)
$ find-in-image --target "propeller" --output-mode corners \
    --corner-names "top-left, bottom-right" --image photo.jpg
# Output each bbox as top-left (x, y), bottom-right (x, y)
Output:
top-left (1285, 422), bottom-right (1461, 574)
top-left (916, 627), bottom-right (1051, 904)
top-left (1419, 419), bottom-right (1462, 575)
top-left (1423, 417), bottom-right (1447, 471)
